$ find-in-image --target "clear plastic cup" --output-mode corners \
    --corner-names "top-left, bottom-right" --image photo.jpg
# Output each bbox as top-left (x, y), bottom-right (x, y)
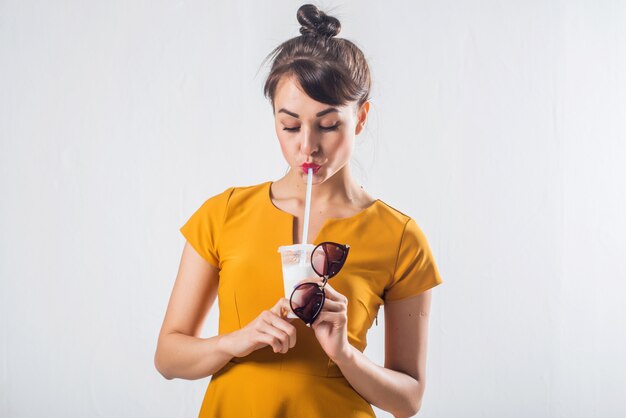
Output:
top-left (277, 243), bottom-right (317, 318)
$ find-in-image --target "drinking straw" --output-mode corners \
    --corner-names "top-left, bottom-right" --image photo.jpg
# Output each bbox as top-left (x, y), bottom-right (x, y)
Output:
top-left (299, 168), bottom-right (313, 264)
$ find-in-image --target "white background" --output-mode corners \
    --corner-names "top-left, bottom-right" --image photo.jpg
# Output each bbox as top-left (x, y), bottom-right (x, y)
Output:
top-left (1, 1), bottom-right (625, 417)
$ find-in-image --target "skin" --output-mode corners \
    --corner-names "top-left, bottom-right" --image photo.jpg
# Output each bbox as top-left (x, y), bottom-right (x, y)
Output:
top-left (270, 74), bottom-right (374, 212)
top-left (154, 74), bottom-right (435, 417)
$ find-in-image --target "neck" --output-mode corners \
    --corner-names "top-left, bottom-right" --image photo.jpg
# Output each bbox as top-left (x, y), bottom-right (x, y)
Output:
top-left (281, 162), bottom-right (363, 206)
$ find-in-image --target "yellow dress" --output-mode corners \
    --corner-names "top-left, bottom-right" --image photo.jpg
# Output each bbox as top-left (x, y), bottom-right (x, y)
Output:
top-left (179, 181), bottom-right (443, 417)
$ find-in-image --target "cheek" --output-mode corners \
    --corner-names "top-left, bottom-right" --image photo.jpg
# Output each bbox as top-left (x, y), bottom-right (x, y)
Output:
top-left (276, 133), bottom-right (298, 159)
top-left (328, 134), bottom-right (354, 159)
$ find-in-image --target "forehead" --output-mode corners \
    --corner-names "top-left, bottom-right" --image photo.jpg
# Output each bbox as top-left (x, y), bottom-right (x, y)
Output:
top-left (274, 76), bottom-right (346, 116)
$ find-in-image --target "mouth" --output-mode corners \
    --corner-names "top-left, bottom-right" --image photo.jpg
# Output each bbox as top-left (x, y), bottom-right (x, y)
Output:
top-left (300, 163), bottom-right (322, 174)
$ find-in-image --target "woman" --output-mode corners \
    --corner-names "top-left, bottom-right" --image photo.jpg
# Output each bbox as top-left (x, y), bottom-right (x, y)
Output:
top-left (155, 4), bottom-right (443, 417)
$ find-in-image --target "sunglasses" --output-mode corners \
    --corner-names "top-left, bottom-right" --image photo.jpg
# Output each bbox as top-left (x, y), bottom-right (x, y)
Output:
top-left (289, 241), bottom-right (350, 326)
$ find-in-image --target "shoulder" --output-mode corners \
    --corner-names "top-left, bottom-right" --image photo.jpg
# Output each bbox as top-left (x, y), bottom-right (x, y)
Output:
top-left (228, 180), bottom-right (269, 199)
top-left (221, 181), bottom-right (271, 211)
top-left (374, 199), bottom-right (414, 232)
top-left (188, 181), bottom-right (273, 223)
top-left (372, 199), bottom-right (433, 249)
top-left (198, 181), bottom-right (269, 207)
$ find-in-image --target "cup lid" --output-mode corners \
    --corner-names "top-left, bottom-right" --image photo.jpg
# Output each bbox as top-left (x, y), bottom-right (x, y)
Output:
top-left (277, 243), bottom-right (315, 252)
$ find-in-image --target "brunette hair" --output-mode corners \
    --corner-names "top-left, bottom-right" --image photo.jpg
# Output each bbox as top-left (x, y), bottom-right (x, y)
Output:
top-left (261, 4), bottom-right (372, 113)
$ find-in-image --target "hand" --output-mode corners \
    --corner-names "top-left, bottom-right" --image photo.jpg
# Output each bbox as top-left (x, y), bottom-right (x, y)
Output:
top-left (310, 282), bottom-right (351, 363)
top-left (223, 297), bottom-right (297, 358)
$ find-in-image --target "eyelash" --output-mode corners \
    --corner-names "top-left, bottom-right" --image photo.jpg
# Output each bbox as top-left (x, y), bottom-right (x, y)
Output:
top-left (283, 124), bottom-right (339, 132)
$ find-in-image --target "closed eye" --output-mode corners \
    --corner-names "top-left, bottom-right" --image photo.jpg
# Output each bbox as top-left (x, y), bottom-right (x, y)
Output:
top-left (283, 124), bottom-right (340, 132)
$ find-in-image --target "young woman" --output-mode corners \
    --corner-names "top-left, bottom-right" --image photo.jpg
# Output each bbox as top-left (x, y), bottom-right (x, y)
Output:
top-left (155, 4), bottom-right (443, 417)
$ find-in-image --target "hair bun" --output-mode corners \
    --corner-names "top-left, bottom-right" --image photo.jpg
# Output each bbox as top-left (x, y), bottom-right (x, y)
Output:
top-left (297, 4), bottom-right (341, 38)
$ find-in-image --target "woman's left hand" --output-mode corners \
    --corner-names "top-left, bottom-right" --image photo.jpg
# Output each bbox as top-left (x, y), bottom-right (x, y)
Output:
top-left (310, 282), bottom-right (351, 362)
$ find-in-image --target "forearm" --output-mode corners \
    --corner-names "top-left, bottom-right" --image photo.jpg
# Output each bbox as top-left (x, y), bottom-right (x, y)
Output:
top-left (333, 345), bottom-right (422, 417)
top-left (155, 331), bottom-right (234, 380)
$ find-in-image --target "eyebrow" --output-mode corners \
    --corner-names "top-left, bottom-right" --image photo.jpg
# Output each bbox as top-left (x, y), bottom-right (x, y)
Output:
top-left (277, 107), bottom-right (339, 119)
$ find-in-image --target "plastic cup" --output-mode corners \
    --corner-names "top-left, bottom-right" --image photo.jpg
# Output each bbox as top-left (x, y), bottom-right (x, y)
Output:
top-left (277, 243), bottom-right (316, 318)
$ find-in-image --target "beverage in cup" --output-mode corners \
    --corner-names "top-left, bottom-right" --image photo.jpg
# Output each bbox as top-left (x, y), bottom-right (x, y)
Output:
top-left (277, 243), bottom-right (316, 318)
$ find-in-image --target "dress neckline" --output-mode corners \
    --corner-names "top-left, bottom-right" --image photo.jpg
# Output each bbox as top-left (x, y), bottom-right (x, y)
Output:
top-left (265, 181), bottom-right (380, 244)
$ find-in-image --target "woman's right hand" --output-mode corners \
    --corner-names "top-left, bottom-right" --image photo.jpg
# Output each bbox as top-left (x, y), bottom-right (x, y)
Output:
top-left (223, 297), bottom-right (297, 358)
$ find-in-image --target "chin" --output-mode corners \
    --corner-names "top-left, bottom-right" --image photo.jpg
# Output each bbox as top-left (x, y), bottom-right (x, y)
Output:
top-left (297, 172), bottom-right (323, 186)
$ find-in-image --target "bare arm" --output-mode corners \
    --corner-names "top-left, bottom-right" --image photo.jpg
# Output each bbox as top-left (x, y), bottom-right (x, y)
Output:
top-left (154, 242), bottom-right (297, 380)
top-left (333, 289), bottom-right (434, 417)
top-left (154, 242), bottom-right (233, 380)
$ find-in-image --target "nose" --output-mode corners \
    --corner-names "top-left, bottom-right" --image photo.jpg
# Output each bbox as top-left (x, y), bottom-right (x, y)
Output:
top-left (300, 128), bottom-right (320, 157)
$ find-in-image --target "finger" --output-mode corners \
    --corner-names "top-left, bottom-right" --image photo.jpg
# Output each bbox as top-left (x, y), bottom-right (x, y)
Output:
top-left (258, 322), bottom-right (290, 353)
top-left (318, 298), bottom-right (344, 313)
top-left (270, 297), bottom-right (291, 318)
top-left (313, 310), bottom-right (345, 326)
top-left (322, 283), bottom-right (348, 303)
top-left (257, 330), bottom-right (284, 353)
top-left (262, 311), bottom-right (297, 349)
top-left (269, 298), bottom-right (285, 316)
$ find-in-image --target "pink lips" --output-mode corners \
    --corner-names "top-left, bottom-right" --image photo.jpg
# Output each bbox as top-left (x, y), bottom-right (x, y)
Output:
top-left (301, 163), bottom-right (321, 174)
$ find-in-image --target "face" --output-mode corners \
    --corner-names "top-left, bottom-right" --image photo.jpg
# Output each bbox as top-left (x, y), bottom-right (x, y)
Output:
top-left (273, 75), bottom-right (369, 183)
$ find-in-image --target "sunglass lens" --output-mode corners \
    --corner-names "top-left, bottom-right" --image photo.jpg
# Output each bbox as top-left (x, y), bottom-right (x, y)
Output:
top-left (311, 243), bottom-right (347, 278)
top-left (290, 283), bottom-right (324, 324)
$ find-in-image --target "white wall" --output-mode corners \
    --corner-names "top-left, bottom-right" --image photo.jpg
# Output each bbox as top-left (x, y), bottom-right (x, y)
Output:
top-left (1, 1), bottom-right (625, 417)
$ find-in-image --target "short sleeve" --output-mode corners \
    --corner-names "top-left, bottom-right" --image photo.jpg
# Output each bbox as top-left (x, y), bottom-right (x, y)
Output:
top-left (179, 187), bottom-right (235, 269)
top-left (383, 218), bottom-right (443, 302)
